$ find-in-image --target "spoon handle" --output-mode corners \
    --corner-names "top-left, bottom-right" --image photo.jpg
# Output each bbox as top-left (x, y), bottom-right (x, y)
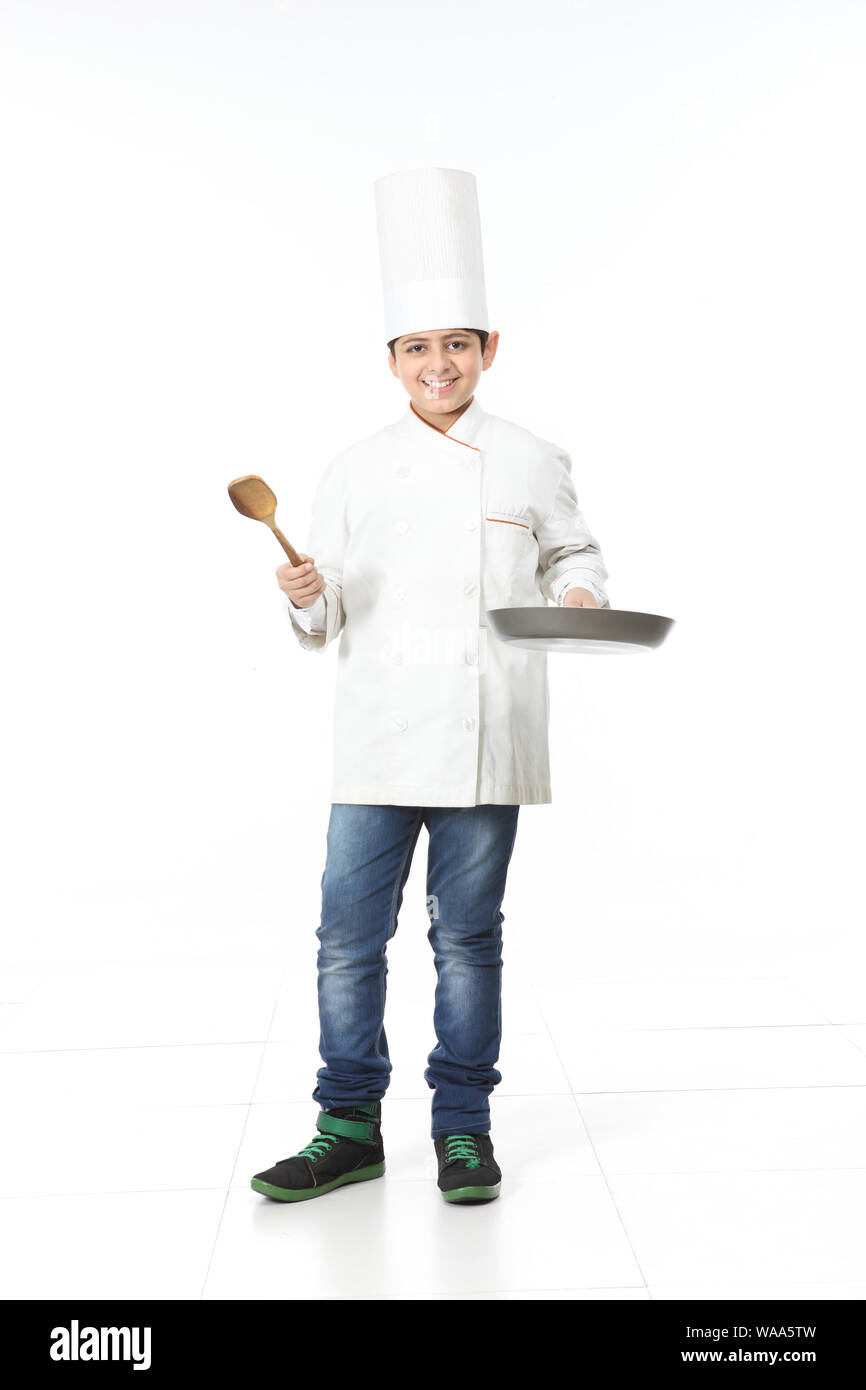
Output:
top-left (269, 521), bottom-right (304, 568)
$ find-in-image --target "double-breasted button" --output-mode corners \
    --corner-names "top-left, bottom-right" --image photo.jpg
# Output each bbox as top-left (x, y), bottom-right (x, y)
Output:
top-left (465, 517), bottom-right (478, 530)
top-left (463, 716), bottom-right (475, 732)
top-left (393, 717), bottom-right (408, 731)
top-left (392, 586), bottom-right (406, 603)
top-left (466, 649), bottom-right (477, 665)
top-left (394, 519), bottom-right (409, 534)
top-left (396, 464), bottom-right (410, 478)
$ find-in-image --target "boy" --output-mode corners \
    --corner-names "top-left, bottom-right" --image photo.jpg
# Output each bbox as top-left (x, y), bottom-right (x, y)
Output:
top-left (251, 169), bottom-right (609, 1206)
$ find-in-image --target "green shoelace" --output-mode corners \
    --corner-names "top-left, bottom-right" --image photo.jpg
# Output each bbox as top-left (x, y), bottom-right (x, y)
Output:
top-left (444, 1135), bottom-right (482, 1169)
top-left (295, 1134), bottom-right (341, 1162)
top-left (296, 1105), bottom-right (380, 1162)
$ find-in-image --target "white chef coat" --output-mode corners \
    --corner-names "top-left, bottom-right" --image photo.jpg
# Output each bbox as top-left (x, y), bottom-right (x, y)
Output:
top-left (281, 394), bottom-right (610, 806)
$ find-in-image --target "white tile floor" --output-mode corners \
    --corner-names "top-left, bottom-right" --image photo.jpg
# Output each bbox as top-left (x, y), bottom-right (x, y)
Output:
top-left (4, 929), bottom-right (866, 1300)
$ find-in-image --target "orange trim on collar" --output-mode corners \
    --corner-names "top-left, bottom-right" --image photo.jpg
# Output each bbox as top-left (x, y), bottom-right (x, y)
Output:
top-left (409, 400), bottom-right (480, 452)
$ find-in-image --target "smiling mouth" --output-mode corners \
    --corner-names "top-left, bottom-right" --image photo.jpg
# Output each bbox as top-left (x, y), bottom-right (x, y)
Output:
top-left (422, 377), bottom-right (458, 391)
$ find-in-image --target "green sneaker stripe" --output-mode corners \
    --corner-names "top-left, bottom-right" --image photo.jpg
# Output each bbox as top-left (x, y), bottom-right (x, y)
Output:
top-left (250, 1161), bottom-right (385, 1202)
top-left (317, 1111), bottom-right (376, 1143)
top-left (442, 1183), bottom-right (501, 1202)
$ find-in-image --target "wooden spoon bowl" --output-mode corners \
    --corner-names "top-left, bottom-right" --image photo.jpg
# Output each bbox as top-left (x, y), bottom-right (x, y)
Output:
top-left (227, 474), bottom-right (303, 566)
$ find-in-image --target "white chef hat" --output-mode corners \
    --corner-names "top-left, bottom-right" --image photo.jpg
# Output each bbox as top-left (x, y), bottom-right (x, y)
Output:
top-left (374, 167), bottom-right (489, 346)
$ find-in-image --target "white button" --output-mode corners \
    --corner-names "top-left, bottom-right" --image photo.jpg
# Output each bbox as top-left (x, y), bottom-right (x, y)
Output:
top-left (393, 717), bottom-right (408, 731)
top-left (392, 587), bottom-right (406, 603)
top-left (463, 717), bottom-right (475, 732)
top-left (395, 520), bottom-right (409, 534)
top-left (466, 650), bottom-right (477, 665)
top-left (464, 582), bottom-right (477, 596)
top-left (396, 464), bottom-right (410, 478)
top-left (465, 518), bottom-right (478, 530)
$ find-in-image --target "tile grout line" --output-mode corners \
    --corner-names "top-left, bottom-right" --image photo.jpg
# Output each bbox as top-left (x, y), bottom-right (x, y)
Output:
top-left (198, 963), bottom-right (290, 1300)
top-left (3, 1161), bottom-right (866, 1202)
top-left (359, 1284), bottom-right (652, 1299)
top-left (5, 1018), bottom-right (866, 1057)
top-left (529, 982), bottom-right (652, 1296)
top-left (245, 1082), bottom-right (866, 1101)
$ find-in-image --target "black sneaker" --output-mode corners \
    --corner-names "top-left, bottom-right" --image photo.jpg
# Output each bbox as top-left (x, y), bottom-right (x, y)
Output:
top-left (251, 1101), bottom-right (385, 1202)
top-left (434, 1132), bottom-right (501, 1203)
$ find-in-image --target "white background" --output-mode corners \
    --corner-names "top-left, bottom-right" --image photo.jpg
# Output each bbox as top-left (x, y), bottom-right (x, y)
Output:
top-left (1, 0), bottom-right (865, 1301)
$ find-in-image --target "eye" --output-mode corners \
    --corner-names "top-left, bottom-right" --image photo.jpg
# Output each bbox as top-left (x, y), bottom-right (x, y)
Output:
top-left (404, 340), bottom-right (469, 353)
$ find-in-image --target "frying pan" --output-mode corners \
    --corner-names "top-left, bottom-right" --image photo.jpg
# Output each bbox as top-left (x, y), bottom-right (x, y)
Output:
top-left (486, 606), bottom-right (674, 655)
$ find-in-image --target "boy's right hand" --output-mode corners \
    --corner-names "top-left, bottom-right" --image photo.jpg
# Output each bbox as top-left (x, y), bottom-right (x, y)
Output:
top-left (276, 553), bottom-right (326, 609)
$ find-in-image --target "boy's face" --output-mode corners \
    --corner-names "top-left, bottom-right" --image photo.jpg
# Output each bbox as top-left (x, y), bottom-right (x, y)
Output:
top-left (388, 328), bottom-right (498, 421)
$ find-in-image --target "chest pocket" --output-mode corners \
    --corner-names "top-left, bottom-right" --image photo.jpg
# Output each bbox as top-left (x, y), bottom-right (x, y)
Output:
top-left (483, 507), bottom-right (538, 607)
top-left (485, 508), bottom-right (533, 542)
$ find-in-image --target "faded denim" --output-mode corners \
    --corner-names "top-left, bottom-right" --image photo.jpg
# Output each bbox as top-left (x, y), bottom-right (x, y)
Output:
top-left (311, 802), bottom-right (520, 1138)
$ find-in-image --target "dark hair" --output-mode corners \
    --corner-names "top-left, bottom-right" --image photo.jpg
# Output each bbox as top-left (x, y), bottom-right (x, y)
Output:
top-left (388, 328), bottom-right (489, 359)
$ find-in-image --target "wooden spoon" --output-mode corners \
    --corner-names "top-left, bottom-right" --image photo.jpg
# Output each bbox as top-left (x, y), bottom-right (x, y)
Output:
top-left (227, 474), bottom-right (303, 565)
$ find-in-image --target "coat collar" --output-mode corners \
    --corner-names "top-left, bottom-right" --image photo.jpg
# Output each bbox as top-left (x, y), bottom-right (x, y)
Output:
top-left (400, 394), bottom-right (486, 452)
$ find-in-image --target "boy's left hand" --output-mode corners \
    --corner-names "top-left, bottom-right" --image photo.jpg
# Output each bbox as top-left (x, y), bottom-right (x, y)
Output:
top-left (562, 587), bottom-right (599, 609)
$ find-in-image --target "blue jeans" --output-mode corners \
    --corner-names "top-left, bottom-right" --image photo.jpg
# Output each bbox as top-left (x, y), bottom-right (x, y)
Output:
top-left (311, 803), bottom-right (521, 1139)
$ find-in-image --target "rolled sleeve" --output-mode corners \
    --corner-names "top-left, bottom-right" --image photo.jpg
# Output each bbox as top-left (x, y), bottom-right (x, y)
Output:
top-left (283, 590), bottom-right (327, 632)
top-left (553, 574), bottom-right (607, 607)
top-left (537, 449), bottom-right (611, 610)
top-left (280, 453), bottom-right (349, 652)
